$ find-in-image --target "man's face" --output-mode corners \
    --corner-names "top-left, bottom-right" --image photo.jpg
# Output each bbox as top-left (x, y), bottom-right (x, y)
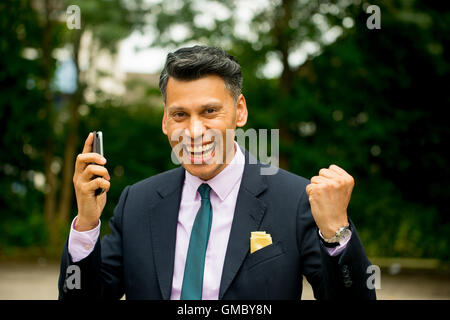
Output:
top-left (162, 75), bottom-right (248, 180)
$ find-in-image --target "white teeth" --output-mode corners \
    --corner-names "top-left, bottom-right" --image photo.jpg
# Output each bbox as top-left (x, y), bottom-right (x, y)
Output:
top-left (185, 142), bottom-right (214, 153)
top-left (202, 143), bottom-right (212, 152)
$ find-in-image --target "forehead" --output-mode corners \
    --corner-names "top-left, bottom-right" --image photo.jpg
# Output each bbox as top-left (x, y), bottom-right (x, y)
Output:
top-left (165, 75), bottom-right (233, 107)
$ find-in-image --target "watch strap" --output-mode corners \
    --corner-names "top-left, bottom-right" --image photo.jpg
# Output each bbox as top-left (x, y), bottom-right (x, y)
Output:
top-left (318, 229), bottom-right (339, 248)
top-left (318, 224), bottom-right (352, 246)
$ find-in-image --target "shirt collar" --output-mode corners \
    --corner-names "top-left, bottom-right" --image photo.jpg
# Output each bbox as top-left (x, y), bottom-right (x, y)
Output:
top-left (184, 141), bottom-right (245, 202)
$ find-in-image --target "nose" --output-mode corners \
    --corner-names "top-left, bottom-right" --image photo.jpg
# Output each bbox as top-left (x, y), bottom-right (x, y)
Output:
top-left (185, 118), bottom-right (206, 144)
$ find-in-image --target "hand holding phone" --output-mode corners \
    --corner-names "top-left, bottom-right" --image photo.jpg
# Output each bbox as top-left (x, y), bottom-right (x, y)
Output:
top-left (73, 132), bottom-right (110, 231)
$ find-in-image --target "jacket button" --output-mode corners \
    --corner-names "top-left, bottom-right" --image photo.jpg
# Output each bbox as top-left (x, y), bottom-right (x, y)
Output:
top-left (341, 265), bottom-right (352, 287)
top-left (341, 265), bottom-right (350, 276)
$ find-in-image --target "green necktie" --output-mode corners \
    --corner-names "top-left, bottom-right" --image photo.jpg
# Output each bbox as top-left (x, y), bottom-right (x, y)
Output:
top-left (180, 183), bottom-right (213, 300)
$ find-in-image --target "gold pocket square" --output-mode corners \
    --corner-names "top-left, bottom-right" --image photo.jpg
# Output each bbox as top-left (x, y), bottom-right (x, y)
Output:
top-left (250, 231), bottom-right (273, 253)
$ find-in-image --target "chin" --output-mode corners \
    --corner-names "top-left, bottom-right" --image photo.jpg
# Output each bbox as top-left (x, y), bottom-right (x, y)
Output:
top-left (184, 163), bottom-right (223, 181)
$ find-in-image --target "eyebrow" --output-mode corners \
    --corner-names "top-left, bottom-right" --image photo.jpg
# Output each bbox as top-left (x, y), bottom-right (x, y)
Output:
top-left (167, 102), bottom-right (223, 112)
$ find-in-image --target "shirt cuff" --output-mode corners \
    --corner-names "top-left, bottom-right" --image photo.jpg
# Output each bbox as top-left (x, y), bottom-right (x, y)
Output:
top-left (318, 229), bottom-right (352, 256)
top-left (68, 216), bottom-right (101, 263)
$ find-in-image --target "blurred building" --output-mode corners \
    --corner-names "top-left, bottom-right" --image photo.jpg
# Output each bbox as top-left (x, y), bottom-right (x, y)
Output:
top-left (53, 30), bottom-right (163, 109)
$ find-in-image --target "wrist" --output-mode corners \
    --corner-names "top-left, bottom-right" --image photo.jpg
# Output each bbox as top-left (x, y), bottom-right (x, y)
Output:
top-left (320, 224), bottom-right (351, 245)
top-left (74, 216), bottom-right (99, 232)
top-left (320, 220), bottom-right (349, 239)
top-left (320, 228), bottom-right (335, 239)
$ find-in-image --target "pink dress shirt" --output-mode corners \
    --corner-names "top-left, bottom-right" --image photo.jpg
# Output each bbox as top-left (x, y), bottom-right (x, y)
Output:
top-left (68, 142), bottom-right (350, 299)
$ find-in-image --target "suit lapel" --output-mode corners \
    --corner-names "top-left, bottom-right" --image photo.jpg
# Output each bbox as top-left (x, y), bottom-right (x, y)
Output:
top-left (149, 166), bottom-right (185, 300)
top-left (219, 150), bottom-right (268, 299)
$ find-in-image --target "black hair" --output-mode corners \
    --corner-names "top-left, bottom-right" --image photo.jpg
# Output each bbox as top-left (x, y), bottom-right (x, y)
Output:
top-left (159, 45), bottom-right (242, 103)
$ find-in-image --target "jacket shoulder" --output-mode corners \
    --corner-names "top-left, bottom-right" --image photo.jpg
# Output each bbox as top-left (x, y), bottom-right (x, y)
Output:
top-left (128, 166), bottom-right (184, 195)
top-left (265, 167), bottom-right (310, 191)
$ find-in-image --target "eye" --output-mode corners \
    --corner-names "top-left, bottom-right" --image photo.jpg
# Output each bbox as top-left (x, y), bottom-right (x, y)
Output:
top-left (172, 111), bottom-right (186, 119)
top-left (205, 108), bottom-right (216, 114)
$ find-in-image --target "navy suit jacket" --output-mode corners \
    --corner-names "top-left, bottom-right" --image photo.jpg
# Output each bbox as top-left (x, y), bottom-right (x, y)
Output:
top-left (58, 149), bottom-right (376, 300)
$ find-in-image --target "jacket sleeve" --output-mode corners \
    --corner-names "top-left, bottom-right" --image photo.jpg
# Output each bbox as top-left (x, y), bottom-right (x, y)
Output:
top-left (296, 189), bottom-right (377, 300)
top-left (58, 185), bottom-right (130, 300)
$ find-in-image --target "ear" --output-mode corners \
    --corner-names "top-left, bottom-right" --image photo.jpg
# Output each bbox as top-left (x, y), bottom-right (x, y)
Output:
top-left (235, 94), bottom-right (248, 128)
top-left (162, 106), bottom-right (168, 135)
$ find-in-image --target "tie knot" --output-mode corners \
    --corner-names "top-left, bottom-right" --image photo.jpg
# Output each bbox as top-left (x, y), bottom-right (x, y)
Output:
top-left (197, 183), bottom-right (211, 200)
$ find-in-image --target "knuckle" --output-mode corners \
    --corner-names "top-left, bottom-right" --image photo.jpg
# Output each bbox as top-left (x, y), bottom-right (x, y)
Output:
top-left (95, 177), bottom-right (103, 184)
top-left (96, 154), bottom-right (105, 163)
top-left (349, 176), bottom-right (355, 185)
top-left (98, 178), bottom-right (107, 188)
top-left (85, 164), bottom-right (93, 173)
top-left (89, 164), bottom-right (101, 173)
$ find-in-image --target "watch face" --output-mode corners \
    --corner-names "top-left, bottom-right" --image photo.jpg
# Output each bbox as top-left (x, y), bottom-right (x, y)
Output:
top-left (338, 229), bottom-right (352, 245)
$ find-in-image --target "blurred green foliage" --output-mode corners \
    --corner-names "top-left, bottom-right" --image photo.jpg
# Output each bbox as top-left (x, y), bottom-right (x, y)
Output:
top-left (0, 1), bottom-right (49, 249)
top-left (0, 0), bottom-right (448, 261)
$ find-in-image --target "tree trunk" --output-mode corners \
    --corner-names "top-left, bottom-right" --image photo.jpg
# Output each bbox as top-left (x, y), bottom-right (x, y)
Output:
top-left (273, 0), bottom-right (295, 170)
top-left (41, 0), bottom-right (58, 244)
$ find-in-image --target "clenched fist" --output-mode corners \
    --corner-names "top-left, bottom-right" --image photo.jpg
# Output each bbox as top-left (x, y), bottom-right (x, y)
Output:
top-left (73, 132), bottom-right (111, 231)
top-left (305, 164), bottom-right (354, 239)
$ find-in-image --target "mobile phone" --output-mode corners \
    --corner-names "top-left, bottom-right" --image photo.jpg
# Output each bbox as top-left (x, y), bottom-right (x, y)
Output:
top-left (92, 131), bottom-right (105, 196)
top-left (93, 131), bottom-right (103, 157)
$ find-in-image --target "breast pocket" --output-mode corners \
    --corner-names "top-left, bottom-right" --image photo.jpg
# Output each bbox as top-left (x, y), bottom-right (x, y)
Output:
top-left (244, 241), bottom-right (285, 271)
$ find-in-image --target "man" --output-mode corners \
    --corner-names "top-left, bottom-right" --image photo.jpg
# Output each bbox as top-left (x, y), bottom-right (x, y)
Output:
top-left (58, 45), bottom-right (376, 300)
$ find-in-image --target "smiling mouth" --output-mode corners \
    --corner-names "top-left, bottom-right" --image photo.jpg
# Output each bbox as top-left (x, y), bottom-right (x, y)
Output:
top-left (183, 141), bottom-right (216, 163)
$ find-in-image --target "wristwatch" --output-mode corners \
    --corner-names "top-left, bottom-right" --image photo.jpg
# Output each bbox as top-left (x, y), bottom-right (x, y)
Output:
top-left (319, 224), bottom-right (352, 247)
